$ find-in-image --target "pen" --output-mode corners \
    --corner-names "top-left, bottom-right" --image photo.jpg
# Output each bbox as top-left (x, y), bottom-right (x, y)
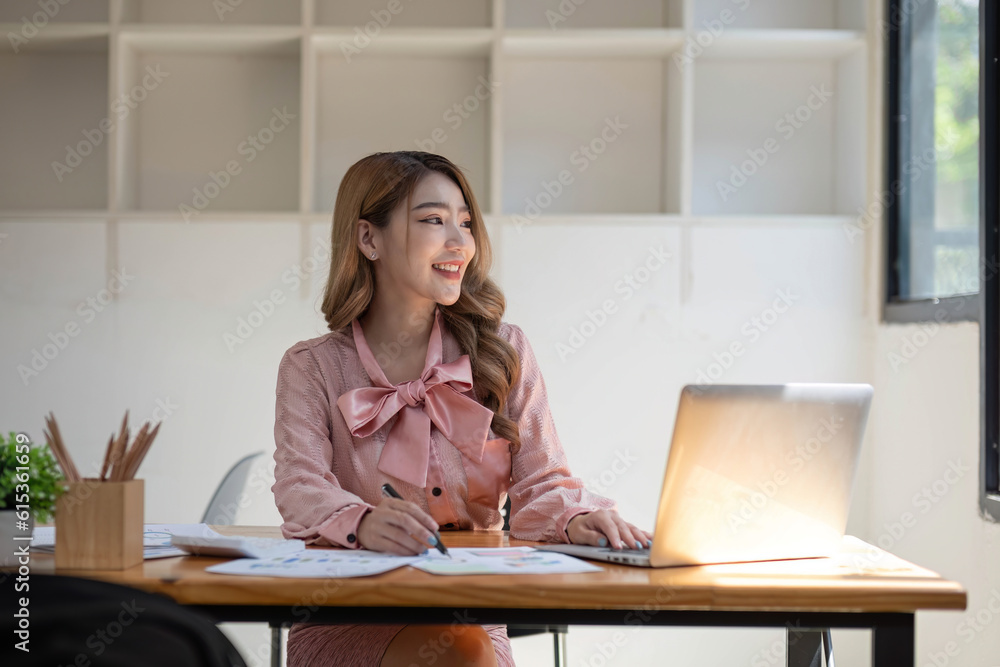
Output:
top-left (381, 483), bottom-right (451, 558)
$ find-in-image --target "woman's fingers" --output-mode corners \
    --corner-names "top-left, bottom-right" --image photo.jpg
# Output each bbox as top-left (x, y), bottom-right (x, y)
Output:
top-left (589, 511), bottom-right (626, 549)
top-left (383, 507), bottom-right (437, 550)
top-left (610, 517), bottom-right (647, 550)
top-left (620, 521), bottom-right (651, 550)
top-left (570, 511), bottom-right (653, 550)
top-left (358, 499), bottom-right (439, 555)
top-left (569, 519), bottom-right (614, 547)
top-left (392, 498), bottom-right (441, 536)
top-left (379, 520), bottom-right (432, 555)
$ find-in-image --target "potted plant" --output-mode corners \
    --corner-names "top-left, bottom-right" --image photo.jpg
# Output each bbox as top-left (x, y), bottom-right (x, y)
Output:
top-left (1, 431), bottom-right (66, 566)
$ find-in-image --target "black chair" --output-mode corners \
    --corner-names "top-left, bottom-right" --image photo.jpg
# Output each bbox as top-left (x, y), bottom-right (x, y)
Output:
top-left (1, 573), bottom-right (247, 666)
top-left (502, 495), bottom-right (568, 667)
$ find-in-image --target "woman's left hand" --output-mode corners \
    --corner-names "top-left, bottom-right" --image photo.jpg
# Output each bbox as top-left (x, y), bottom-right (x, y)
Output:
top-left (566, 510), bottom-right (653, 550)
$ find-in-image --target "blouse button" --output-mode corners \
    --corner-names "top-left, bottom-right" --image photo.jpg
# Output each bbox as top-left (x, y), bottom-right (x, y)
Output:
top-left (347, 534), bottom-right (356, 543)
top-left (432, 487), bottom-right (442, 496)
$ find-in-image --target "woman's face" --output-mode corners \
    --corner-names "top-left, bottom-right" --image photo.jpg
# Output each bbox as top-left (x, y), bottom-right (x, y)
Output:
top-left (376, 170), bottom-right (476, 307)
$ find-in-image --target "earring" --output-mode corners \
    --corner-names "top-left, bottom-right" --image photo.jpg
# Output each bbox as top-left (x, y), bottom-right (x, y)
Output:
top-left (370, 252), bottom-right (376, 259)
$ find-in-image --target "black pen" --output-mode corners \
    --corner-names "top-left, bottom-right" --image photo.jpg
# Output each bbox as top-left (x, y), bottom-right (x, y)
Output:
top-left (381, 483), bottom-right (451, 558)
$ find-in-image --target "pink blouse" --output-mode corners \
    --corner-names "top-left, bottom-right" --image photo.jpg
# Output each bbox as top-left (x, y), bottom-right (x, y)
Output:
top-left (271, 304), bottom-right (616, 549)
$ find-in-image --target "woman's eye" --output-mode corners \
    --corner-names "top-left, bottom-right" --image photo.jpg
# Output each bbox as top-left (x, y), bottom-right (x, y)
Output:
top-left (421, 217), bottom-right (473, 228)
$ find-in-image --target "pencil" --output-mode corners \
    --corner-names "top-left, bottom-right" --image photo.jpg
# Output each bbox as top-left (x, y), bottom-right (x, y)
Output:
top-left (100, 433), bottom-right (115, 481)
top-left (123, 421), bottom-right (159, 481)
top-left (108, 410), bottom-right (130, 481)
top-left (44, 413), bottom-right (79, 482)
top-left (121, 422), bottom-right (150, 481)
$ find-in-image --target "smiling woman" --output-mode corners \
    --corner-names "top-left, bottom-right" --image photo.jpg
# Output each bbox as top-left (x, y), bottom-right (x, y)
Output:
top-left (270, 151), bottom-right (652, 667)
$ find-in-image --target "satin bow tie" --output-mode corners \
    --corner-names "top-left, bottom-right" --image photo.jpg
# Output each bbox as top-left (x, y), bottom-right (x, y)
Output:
top-left (336, 309), bottom-right (495, 488)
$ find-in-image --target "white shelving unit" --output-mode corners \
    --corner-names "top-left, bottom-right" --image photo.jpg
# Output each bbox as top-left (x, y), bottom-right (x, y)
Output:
top-left (0, 0), bottom-right (871, 245)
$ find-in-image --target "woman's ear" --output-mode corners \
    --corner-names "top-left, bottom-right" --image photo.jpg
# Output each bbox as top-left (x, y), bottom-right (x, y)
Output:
top-left (357, 218), bottom-right (377, 258)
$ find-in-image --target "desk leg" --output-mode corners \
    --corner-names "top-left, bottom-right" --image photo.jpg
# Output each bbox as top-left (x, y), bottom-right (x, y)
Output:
top-left (872, 615), bottom-right (914, 667)
top-left (269, 623), bottom-right (283, 667)
top-left (787, 629), bottom-right (824, 667)
top-left (553, 630), bottom-right (567, 667)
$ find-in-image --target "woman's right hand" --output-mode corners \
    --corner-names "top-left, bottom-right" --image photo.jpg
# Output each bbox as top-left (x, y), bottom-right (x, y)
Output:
top-left (356, 497), bottom-right (440, 556)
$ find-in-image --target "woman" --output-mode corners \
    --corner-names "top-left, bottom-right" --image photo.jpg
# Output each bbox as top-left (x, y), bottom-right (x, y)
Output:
top-left (272, 151), bottom-right (651, 666)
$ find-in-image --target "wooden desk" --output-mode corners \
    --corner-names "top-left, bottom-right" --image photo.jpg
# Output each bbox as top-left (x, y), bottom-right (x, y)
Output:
top-left (29, 527), bottom-right (966, 667)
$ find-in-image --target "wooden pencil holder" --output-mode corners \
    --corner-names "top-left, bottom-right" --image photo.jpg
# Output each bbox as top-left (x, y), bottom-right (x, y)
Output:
top-left (55, 479), bottom-right (143, 570)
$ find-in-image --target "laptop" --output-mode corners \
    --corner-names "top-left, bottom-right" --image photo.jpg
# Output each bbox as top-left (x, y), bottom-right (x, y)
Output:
top-left (538, 383), bottom-right (873, 567)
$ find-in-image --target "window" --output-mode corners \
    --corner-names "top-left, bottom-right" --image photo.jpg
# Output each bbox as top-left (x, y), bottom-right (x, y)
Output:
top-left (886, 0), bottom-right (981, 323)
top-left (889, 0), bottom-right (998, 519)
top-left (980, 0), bottom-right (999, 521)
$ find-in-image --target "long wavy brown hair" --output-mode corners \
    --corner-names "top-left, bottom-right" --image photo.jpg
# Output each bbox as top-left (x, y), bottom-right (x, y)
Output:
top-left (320, 151), bottom-right (522, 453)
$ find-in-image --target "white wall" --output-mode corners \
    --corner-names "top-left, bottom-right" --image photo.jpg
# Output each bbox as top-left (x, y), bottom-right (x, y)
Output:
top-left (858, 322), bottom-right (1000, 667)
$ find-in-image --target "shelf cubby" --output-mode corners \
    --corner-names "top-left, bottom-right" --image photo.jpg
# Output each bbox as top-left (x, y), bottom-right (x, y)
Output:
top-left (115, 33), bottom-right (301, 214)
top-left (315, 0), bottom-right (492, 29)
top-left (692, 0), bottom-right (866, 31)
top-left (0, 35), bottom-right (109, 210)
top-left (119, 0), bottom-right (301, 25)
top-left (501, 56), bottom-right (680, 216)
top-left (312, 48), bottom-right (491, 214)
top-left (691, 52), bottom-right (866, 216)
top-left (0, 0), bottom-right (108, 23)
top-left (505, 0), bottom-right (684, 29)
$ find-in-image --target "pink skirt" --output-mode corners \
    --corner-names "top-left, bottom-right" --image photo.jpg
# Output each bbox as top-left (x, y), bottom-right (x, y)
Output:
top-left (286, 622), bottom-right (515, 666)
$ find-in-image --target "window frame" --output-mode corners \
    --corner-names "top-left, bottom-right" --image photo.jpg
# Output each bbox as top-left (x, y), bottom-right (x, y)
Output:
top-left (885, 0), bottom-right (998, 520)
top-left (979, 0), bottom-right (999, 521)
top-left (884, 0), bottom-right (980, 325)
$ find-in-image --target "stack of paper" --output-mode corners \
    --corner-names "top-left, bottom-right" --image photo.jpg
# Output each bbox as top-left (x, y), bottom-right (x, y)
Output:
top-left (169, 525), bottom-right (306, 559)
top-left (205, 546), bottom-right (601, 578)
top-left (30, 523), bottom-right (210, 560)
